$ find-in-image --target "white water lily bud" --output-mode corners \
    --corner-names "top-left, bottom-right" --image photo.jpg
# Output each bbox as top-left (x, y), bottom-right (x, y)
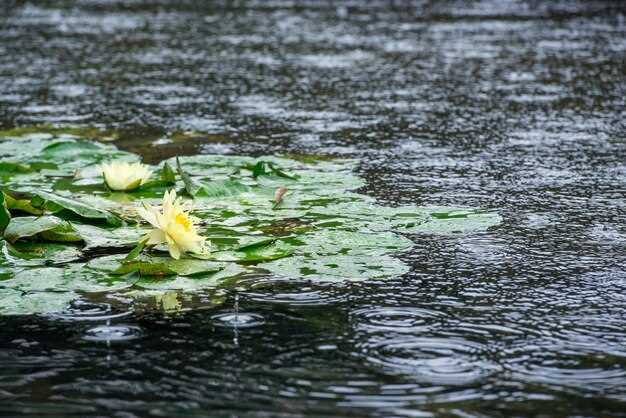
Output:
top-left (136, 189), bottom-right (209, 259)
top-left (101, 161), bottom-right (152, 191)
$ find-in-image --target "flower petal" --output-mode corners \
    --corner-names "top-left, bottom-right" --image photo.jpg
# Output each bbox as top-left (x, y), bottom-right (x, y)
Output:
top-left (136, 204), bottom-right (160, 228)
top-left (166, 234), bottom-right (181, 259)
top-left (146, 229), bottom-right (166, 245)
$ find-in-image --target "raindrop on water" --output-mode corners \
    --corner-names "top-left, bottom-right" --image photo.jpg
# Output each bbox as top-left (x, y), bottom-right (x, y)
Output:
top-left (212, 293), bottom-right (265, 329)
top-left (83, 324), bottom-right (143, 342)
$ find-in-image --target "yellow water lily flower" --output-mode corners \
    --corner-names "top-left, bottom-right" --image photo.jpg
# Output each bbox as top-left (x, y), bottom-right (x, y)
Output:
top-left (136, 190), bottom-right (209, 259)
top-left (101, 161), bottom-right (151, 191)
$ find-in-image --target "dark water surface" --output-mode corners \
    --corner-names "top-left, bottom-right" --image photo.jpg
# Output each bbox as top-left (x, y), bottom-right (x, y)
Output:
top-left (1, 1), bottom-right (626, 416)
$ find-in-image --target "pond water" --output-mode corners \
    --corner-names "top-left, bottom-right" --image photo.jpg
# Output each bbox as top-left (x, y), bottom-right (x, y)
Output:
top-left (1, 1), bottom-right (626, 416)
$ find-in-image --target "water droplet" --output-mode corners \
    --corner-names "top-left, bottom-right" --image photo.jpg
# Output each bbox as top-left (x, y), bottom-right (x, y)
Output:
top-left (83, 325), bottom-right (142, 342)
top-left (211, 313), bottom-right (265, 328)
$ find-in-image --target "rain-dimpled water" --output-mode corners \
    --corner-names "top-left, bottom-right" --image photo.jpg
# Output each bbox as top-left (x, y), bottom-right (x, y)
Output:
top-left (0, 1), bottom-right (625, 417)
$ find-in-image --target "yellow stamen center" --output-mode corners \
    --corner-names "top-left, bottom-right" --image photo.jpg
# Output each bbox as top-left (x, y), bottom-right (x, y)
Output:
top-left (175, 213), bottom-right (192, 231)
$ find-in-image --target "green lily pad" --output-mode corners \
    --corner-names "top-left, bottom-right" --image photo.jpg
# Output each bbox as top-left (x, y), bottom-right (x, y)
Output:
top-left (391, 208), bottom-right (503, 234)
top-left (0, 288), bottom-right (77, 316)
top-left (3, 216), bottom-right (82, 243)
top-left (135, 263), bottom-right (245, 291)
top-left (3, 191), bottom-right (44, 215)
top-left (9, 241), bottom-right (82, 265)
top-left (75, 224), bottom-right (146, 250)
top-left (112, 256), bottom-right (225, 277)
top-left (30, 191), bottom-right (122, 226)
top-left (197, 180), bottom-right (251, 197)
top-left (0, 162), bottom-right (32, 175)
top-left (0, 127), bottom-right (503, 316)
top-left (259, 252), bottom-right (410, 282)
top-left (0, 192), bottom-right (9, 235)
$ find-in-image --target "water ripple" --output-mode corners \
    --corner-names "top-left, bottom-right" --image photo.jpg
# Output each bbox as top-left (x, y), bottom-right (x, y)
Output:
top-left (49, 300), bottom-right (133, 322)
top-left (83, 325), bottom-right (143, 342)
top-left (241, 279), bottom-right (349, 306)
top-left (351, 307), bottom-right (446, 333)
top-left (359, 336), bottom-right (498, 385)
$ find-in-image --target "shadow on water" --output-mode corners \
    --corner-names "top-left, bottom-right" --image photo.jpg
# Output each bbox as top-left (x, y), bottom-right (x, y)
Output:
top-left (1, 0), bottom-right (626, 416)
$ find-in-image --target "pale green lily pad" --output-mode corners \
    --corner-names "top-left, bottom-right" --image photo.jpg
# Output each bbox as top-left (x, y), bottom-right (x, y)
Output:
top-left (259, 252), bottom-right (410, 282)
top-left (135, 263), bottom-right (246, 291)
top-left (3, 216), bottom-right (82, 243)
top-left (112, 256), bottom-right (225, 277)
top-left (75, 224), bottom-right (146, 250)
top-left (0, 267), bottom-right (66, 292)
top-left (8, 242), bottom-right (82, 266)
top-left (0, 288), bottom-right (77, 316)
top-left (391, 208), bottom-right (503, 234)
top-left (30, 191), bottom-right (122, 226)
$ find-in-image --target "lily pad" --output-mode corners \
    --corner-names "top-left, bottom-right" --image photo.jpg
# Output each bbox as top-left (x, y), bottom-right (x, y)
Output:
top-left (0, 288), bottom-right (77, 316)
top-left (112, 256), bottom-right (225, 277)
top-left (30, 191), bottom-right (122, 226)
top-left (391, 208), bottom-right (503, 234)
top-left (0, 128), bottom-right (503, 315)
top-left (3, 190), bottom-right (44, 215)
top-left (0, 192), bottom-right (9, 235)
top-left (3, 216), bottom-right (82, 243)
